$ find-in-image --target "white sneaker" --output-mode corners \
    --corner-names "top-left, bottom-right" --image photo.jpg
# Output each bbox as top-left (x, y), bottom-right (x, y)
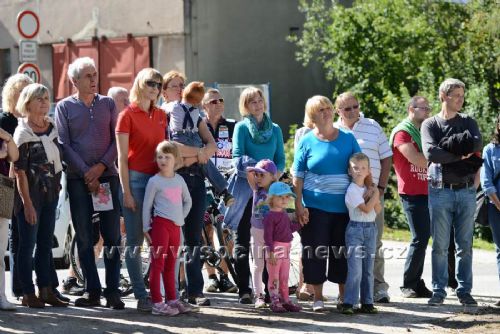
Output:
top-left (0, 297), bottom-right (16, 311)
top-left (312, 300), bottom-right (325, 312)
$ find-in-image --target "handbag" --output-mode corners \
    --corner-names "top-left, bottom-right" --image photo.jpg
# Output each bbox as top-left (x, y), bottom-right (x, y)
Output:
top-left (0, 172), bottom-right (15, 219)
top-left (474, 172), bottom-right (500, 227)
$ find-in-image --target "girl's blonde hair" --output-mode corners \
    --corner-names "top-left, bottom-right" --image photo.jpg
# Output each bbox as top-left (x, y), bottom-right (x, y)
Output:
top-left (155, 140), bottom-right (182, 170)
top-left (1, 74), bottom-right (33, 113)
top-left (129, 68), bottom-right (163, 110)
top-left (304, 95), bottom-right (335, 128)
top-left (238, 87), bottom-right (267, 117)
top-left (16, 83), bottom-right (50, 117)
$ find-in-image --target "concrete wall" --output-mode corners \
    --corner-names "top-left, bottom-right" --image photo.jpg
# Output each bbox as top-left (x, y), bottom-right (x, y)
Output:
top-left (187, 0), bottom-right (334, 140)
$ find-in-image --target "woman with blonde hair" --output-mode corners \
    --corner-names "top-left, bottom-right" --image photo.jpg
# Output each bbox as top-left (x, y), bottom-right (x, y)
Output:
top-left (13, 83), bottom-right (67, 308)
top-left (0, 74), bottom-right (33, 301)
top-left (116, 68), bottom-right (167, 312)
top-left (223, 86), bottom-right (285, 304)
top-left (292, 95), bottom-right (361, 312)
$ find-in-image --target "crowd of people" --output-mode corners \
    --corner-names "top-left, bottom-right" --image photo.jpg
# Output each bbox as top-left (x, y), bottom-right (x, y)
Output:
top-left (0, 57), bottom-right (499, 318)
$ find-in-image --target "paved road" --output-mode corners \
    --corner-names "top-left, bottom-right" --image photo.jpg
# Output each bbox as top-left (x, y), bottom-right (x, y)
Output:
top-left (1, 240), bottom-right (499, 334)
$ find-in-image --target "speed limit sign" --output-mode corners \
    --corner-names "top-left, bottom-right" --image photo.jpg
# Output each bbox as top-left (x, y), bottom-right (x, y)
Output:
top-left (18, 62), bottom-right (41, 83)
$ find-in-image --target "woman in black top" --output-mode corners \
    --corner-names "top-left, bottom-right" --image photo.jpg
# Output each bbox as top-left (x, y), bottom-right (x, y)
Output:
top-left (13, 84), bottom-right (67, 308)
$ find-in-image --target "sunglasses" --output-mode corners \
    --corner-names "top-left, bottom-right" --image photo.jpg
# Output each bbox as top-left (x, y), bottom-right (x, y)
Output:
top-left (209, 98), bottom-right (224, 105)
top-left (414, 106), bottom-right (431, 111)
top-left (340, 104), bottom-right (359, 112)
top-left (145, 80), bottom-right (162, 90)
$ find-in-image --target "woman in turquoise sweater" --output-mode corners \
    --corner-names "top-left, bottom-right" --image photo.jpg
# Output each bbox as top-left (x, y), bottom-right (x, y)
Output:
top-left (224, 87), bottom-right (285, 304)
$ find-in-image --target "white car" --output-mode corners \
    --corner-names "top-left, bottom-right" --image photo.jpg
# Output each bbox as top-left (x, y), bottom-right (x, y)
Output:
top-left (5, 173), bottom-right (73, 269)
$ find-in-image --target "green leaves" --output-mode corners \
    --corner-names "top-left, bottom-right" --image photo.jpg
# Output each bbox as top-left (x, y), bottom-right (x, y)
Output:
top-left (291, 0), bottom-right (498, 133)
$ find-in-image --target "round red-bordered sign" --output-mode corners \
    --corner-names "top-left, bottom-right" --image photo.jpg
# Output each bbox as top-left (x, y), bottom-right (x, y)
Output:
top-left (18, 63), bottom-right (41, 83)
top-left (17, 10), bottom-right (40, 39)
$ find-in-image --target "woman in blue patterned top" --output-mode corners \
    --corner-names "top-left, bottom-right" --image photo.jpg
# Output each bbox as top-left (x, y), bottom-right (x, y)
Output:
top-left (292, 95), bottom-right (361, 312)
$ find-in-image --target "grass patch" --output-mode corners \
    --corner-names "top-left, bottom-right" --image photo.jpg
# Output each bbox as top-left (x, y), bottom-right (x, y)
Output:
top-left (384, 227), bottom-right (496, 252)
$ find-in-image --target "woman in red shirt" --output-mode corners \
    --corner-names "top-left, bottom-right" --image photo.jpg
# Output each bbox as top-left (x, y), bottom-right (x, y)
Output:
top-left (116, 68), bottom-right (167, 312)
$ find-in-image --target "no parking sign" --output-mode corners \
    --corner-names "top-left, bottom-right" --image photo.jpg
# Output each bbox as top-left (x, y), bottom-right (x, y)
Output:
top-left (18, 62), bottom-right (41, 83)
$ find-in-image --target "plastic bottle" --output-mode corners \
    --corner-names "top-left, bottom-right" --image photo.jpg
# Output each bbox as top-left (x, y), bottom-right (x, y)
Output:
top-left (428, 162), bottom-right (443, 189)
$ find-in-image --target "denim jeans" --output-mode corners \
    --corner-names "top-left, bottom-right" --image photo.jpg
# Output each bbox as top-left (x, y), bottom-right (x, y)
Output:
top-left (488, 202), bottom-right (500, 282)
top-left (429, 186), bottom-right (476, 298)
top-left (17, 199), bottom-right (59, 294)
top-left (373, 195), bottom-right (389, 294)
top-left (344, 221), bottom-right (377, 306)
top-left (122, 170), bottom-right (153, 300)
top-left (67, 176), bottom-right (121, 296)
top-left (400, 194), bottom-right (431, 290)
top-left (179, 173), bottom-right (206, 297)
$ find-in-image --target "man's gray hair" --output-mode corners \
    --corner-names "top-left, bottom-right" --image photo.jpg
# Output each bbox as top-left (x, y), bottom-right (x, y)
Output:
top-left (107, 86), bottom-right (128, 99)
top-left (202, 88), bottom-right (221, 105)
top-left (407, 95), bottom-right (428, 111)
top-left (439, 78), bottom-right (465, 96)
top-left (67, 57), bottom-right (96, 81)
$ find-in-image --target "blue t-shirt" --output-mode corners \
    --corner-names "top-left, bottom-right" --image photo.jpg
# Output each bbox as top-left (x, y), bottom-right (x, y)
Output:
top-left (293, 129), bottom-right (361, 213)
top-left (232, 121), bottom-right (285, 172)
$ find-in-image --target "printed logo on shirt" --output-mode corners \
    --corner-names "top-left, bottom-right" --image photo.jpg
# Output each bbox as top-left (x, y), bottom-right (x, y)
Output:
top-left (218, 125), bottom-right (229, 139)
top-left (216, 139), bottom-right (232, 159)
top-left (163, 186), bottom-right (182, 205)
top-left (252, 191), bottom-right (269, 221)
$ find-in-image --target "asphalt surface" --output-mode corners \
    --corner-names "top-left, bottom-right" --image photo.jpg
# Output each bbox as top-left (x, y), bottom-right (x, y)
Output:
top-left (1, 239), bottom-right (499, 334)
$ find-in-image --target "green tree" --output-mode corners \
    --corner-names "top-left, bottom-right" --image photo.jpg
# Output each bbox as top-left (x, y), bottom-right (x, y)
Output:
top-left (289, 0), bottom-right (499, 231)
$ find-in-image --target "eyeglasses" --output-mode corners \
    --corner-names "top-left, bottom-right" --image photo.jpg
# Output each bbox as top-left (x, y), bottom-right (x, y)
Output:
top-left (208, 98), bottom-right (224, 105)
top-left (414, 106), bottom-right (431, 111)
top-left (447, 93), bottom-right (464, 100)
top-left (145, 80), bottom-right (162, 90)
top-left (340, 104), bottom-right (359, 112)
top-left (167, 83), bottom-right (185, 90)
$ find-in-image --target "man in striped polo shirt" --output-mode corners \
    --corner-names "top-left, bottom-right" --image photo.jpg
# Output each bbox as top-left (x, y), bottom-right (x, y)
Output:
top-left (335, 92), bottom-right (393, 303)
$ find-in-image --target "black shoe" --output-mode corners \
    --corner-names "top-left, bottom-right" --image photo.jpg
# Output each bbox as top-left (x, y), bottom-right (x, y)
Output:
top-left (219, 275), bottom-right (238, 293)
top-left (359, 304), bottom-right (378, 314)
top-left (75, 292), bottom-right (101, 307)
top-left (187, 294), bottom-right (211, 306)
top-left (415, 282), bottom-right (433, 298)
top-left (62, 277), bottom-right (85, 296)
top-left (53, 288), bottom-right (71, 303)
top-left (239, 293), bottom-right (253, 304)
top-left (105, 292), bottom-right (125, 310)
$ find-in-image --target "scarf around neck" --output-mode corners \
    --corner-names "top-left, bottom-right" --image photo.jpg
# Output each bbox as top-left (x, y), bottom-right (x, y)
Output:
top-left (13, 117), bottom-right (63, 174)
top-left (389, 117), bottom-right (423, 152)
top-left (243, 113), bottom-right (273, 144)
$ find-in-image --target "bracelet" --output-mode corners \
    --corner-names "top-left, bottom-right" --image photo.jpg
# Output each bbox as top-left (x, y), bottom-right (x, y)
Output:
top-left (377, 185), bottom-right (386, 192)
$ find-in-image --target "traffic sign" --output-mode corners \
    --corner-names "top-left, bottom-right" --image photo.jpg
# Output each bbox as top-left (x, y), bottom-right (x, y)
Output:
top-left (19, 40), bottom-right (38, 62)
top-left (18, 63), bottom-right (41, 83)
top-left (17, 10), bottom-right (40, 39)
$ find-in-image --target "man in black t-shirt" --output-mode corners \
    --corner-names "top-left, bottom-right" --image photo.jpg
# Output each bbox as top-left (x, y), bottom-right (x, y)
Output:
top-left (201, 88), bottom-right (238, 293)
top-left (421, 78), bottom-right (482, 310)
